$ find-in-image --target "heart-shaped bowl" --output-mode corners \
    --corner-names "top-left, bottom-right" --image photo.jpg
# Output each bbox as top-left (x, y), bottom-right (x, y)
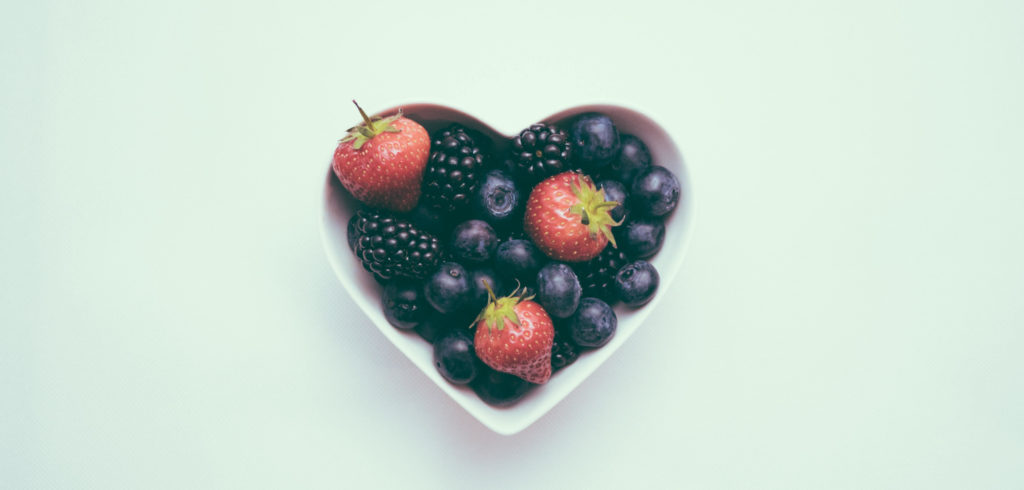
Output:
top-left (321, 103), bottom-right (695, 435)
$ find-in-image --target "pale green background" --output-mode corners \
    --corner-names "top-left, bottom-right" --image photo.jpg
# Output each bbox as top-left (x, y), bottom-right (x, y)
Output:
top-left (3, 0), bottom-right (1022, 488)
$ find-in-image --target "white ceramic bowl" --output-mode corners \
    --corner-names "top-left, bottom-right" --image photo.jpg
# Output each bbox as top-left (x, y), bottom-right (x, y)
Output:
top-left (321, 103), bottom-right (695, 435)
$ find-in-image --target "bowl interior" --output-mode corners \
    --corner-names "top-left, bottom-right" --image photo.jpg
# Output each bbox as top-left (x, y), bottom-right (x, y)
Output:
top-left (321, 103), bottom-right (695, 435)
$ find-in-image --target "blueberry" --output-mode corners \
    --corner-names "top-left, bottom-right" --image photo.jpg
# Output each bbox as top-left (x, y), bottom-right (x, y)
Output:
top-left (567, 297), bottom-right (617, 348)
top-left (596, 178), bottom-right (629, 223)
top-left (450, 220), bottom-right (498, 265)
top-left (381, 280), bottom-right (428, 329)
top-left (494, 239), bottom-right (545, 282)
top-left (471, 365), bottom-right (534, 407)
top-left (569, 113), bottom-right (620, 171)
top-left (620, 217), bottom-right (665, 259)
top-left (414, 313), bottom-right (453, 343)
top-left (606, 134), bottom-right (651, 184)
top-left (613, 260), bottom-right (659, 307)
top-left (424, 262), bottom-right (473, 314)
top-left (474, 169), bottom-right (523, 230)
top-left (407, 202), bottom-right (452, 237)
top-left (536, 263), bottom-right (582, 319)
top-left (467, 267), bottom-right (505, 311)
top-left (433, 329), bottom-right (479, 385)
top-left (630, 166), bottom-right (680, 217)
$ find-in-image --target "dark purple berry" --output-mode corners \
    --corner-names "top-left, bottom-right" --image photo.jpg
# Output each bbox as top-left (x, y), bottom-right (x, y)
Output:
top-left (474, 169), bottom-right (523, 230)
top-left (569, 113), bottom-right (620, 172)
top-left (613, 260), bottom-right (659, 307)
top-left (450, 220), bottom-right (498, 265)
top-left (596, 178), bottom-right (628, 223)
top-left (606, 134), bottom-right (651, 184)
top-left (620, 217), bottom-right (665, 259)
top-left (414, 313), bottom-right (453, 343)
top-left (351, 209), bottom-right (442, 282)
top-left (574, 245), bottom-right (630, 302)
top-left (567, 297), bottom-right (617, 348)
top-left (494, 239), bottom-right (545, 283)
top-left (536, 263), bottom-right (582, 319)
top-left (382, 280), bottom-right (427, 329)
top-left (424, 262), bottom-right (473, 314)
top-left (510, 123), bottom-right (572, 183)
top-left (471, 365), bottom-right (534, 407)
top-left (631, 166), bottom-right (680, 217)
top-left (407, 202), bottom-right (453, 237)
top-left (467, 267), bottom-right (505, 311)
top-left (422, 125), bottom-right (486, 216)
top-left (550, 330), bottom-right (580, 371)
top-left (433, 329), bottom-right (479, 385)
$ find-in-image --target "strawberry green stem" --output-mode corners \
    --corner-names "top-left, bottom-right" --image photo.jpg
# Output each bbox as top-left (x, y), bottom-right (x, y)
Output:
top-left (567, 174), bottom-right (624, 247)
top-left (474, 281), bottom-right (533, 334)
top-left (340, 100), bottom-right (403, 150)
top-left (353, 100), bottom-right (374, 127)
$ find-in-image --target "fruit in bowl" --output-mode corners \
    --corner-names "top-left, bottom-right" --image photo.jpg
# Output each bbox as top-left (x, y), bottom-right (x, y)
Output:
top-left (321, 102), bottom-right (693, 434)
top-left (332, 101), bottom-right (430, 213)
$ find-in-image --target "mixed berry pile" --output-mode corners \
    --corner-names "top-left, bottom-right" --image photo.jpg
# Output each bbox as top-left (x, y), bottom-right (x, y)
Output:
top-left (332, 102), bottom-right (681, 407)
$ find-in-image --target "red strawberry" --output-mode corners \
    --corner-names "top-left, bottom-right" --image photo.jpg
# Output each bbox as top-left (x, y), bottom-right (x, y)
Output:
top-left (332, 101), bottom-right (429, 212)
top-left (473, 285), bottom-right (555, 384)
top-left (524, 171), bottom-right (622, 262)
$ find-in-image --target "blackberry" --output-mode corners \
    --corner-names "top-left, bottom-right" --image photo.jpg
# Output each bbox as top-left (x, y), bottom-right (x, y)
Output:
top-left (351, 209), bottom-right (442, 282)
top-left (422, 125), bottom-right (486, 215)
top-left (510, 123), bottom-right (572, 183)
top-left (574, 245), bottom-right (631, 302)
top-left (551, 330), bottom-right (580, 371)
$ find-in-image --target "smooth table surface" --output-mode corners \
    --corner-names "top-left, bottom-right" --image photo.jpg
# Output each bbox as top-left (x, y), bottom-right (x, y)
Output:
top-left (3, 1), bottom-right (1023, 488)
